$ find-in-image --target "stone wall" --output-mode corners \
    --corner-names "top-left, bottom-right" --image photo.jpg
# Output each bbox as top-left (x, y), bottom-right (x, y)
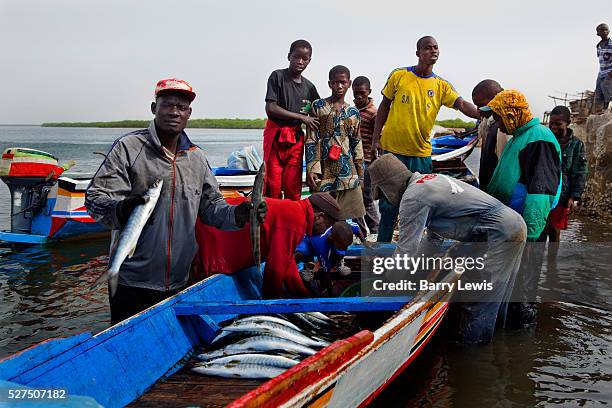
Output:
top-left (579, 109), bottom-right (612, 222)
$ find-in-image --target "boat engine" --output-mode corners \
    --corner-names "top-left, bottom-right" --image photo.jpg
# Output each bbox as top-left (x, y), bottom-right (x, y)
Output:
top-left (0, 148), bottom-right (67, 234)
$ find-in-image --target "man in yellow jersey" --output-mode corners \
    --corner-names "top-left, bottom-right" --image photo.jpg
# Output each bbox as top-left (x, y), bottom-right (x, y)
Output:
top-left (371, 36), bottom-right (479, 242)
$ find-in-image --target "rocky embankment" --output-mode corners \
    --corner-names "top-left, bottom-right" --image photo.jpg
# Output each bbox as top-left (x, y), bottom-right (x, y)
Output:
top-left (578, 109), bottom-right (612, 222)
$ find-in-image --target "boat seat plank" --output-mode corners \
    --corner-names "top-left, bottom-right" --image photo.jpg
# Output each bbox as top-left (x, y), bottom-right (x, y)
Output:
top-left (174, 296), bottom-right (412, 316)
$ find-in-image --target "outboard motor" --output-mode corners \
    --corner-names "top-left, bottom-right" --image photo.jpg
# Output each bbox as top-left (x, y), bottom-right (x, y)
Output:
top-left (0, 148), bottom-right (67, 234)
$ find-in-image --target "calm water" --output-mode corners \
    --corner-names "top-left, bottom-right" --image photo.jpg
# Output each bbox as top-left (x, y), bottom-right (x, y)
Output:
top-left (0, 126), bottom-right (610, 407)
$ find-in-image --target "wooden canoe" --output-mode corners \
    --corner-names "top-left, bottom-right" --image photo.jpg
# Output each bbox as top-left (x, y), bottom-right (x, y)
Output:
top-left (0, 248), bottom-right (459, 408)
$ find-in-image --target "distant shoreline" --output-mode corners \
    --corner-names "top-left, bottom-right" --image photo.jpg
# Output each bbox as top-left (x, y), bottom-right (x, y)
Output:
top-left (41, 119), bottom-right (267, 129)
top-left (39, 118), bottom-right (476, 130)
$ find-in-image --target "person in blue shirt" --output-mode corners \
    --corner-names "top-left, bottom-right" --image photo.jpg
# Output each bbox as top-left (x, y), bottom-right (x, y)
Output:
top-left (295, 221), bottom-right (358, 273)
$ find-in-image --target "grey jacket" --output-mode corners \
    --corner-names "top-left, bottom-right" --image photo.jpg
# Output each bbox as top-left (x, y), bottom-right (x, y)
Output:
top-left (397, 173), bottom-right (526, 256)
top-left (85, 121), bottom-right (238, 291)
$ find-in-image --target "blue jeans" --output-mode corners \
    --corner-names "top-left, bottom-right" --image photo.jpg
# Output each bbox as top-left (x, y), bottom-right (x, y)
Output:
top-left (376, 152), bottom-right (433, 242)
top-left (595, 74), bottom-right (612, 107)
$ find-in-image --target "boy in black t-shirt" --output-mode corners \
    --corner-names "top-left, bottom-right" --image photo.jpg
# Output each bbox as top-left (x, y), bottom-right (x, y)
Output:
top-left (263, 39), bottom-right (320, 200)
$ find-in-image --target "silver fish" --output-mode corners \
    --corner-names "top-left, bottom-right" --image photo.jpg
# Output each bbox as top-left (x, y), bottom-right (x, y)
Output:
top-left (192, 363), bottom-right (285, 379)
top-left (231, 315), bottom-right (302, 331)
top-left (306, 312), bottom-right (334, 323)
top-left (198, 335), bottom-right (317, 361)
top-left (198, 353), bottom-right (299, 369)
top-left (213, 316), bottom-right (309, 344)
top-left (221, 322), bottom-right (329, 348)
top-left (250, 163), bottom-right (265, 276)
top-left (295, 312), bottom-right (337, 328)
top-left (92, 179), bottom-right (163, 296)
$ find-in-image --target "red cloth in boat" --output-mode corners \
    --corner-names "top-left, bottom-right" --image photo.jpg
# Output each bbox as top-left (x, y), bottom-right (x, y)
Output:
top-left (194, 196), bottom-right (314, 297)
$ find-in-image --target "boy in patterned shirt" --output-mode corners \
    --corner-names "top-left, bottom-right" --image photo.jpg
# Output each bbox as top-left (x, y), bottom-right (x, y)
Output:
top-left (306, 65), bottom-right (366, 225)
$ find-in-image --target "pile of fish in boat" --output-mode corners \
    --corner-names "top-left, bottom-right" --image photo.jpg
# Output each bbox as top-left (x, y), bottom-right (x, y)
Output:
top-left (193, 312), bottom-right (345, 379)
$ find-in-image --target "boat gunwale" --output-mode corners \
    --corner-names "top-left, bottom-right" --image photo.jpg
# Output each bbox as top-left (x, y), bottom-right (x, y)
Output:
top-left (234, 270), bottom-right (462, 408)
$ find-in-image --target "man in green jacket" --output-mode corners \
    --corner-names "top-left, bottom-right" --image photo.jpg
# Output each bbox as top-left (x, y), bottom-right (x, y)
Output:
top-left (484, 89), bottom-right (561, 327)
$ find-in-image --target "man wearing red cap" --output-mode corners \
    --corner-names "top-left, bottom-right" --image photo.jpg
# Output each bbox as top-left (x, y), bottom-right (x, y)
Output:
top-left (86, 78), bottom-right (265, 324)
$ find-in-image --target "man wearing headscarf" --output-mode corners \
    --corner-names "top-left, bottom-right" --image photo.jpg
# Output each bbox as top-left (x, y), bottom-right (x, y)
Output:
top-left (486, 90), bottom-right (561, 240)
top-left (485, 90), bottom-right (561, 327)
top-left (194, 192), bottom-right (341, 298)
top-left (368, 154), bottom-right (526, 343)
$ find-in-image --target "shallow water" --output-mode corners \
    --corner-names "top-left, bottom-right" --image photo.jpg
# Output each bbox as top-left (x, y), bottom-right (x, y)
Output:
top-left (0, 127), bottom-right (610, 406)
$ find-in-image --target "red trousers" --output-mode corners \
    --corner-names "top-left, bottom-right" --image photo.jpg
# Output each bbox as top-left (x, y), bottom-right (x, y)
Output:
top-left (263, 120), bottom-right (304, 201)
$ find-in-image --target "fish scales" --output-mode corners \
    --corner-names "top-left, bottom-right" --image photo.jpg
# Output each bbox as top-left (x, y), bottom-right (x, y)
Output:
top-left (196, 353), bottom-right (299, 369)
top-left (222, 322), bottom-right (329, 347)
top-left (198, 335), bottom-right (317, 361)
top-left (192, 363), bottom-right (285, 379)
top-left (231, 315), bottom-right (302, 331)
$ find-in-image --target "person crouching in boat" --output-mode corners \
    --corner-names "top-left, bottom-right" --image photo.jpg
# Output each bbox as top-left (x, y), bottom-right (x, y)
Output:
top-left (294, 220), bottom-right (359, 294)
top-left (195, 192), bottom-right (341, 298)
top-left (85, 78), bottom-right (266, 325)
top-left (368, 154), bottom-right (527, 344)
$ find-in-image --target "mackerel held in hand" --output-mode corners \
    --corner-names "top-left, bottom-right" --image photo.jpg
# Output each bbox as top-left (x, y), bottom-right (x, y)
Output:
top-left (92, 179), bottom-right (164, 296)
top-left (250, 163), bottom-right (265, 276)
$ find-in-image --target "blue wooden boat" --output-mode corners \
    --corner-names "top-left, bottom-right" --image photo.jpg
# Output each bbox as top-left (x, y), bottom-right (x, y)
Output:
top-left (0, 244), bottom-right (461, 407)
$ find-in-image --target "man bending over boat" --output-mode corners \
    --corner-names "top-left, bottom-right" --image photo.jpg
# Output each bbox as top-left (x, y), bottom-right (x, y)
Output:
top-left (195, 192), bottom-right (341, 298)
top-left (85, 78), bottom-right (265, 325)
top-left (368, 154), bottom-right (527, 343)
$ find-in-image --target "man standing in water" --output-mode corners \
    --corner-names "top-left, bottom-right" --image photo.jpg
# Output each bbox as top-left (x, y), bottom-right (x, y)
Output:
top-left (485, 89), bottom-right (561, 328)
top-left (370, 36), bottom-right (480, 242)
top-left (368, 154), bottom-right (527, 343)
top-left (86, 78), bottom-right (265, 324)
top-left (471, 79), bottom-right (511, 191)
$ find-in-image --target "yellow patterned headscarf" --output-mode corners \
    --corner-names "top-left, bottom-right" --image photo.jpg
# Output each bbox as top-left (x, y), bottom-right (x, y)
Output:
top-left (486, 89), bottom-right (533, 135)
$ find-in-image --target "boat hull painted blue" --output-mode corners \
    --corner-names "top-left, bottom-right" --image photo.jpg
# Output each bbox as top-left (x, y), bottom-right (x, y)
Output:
top-left (0, 268), bottom-right (262, 408)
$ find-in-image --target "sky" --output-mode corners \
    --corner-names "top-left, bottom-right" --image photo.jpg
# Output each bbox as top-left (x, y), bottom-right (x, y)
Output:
top-left (0, 1), bottom-right (608, 124)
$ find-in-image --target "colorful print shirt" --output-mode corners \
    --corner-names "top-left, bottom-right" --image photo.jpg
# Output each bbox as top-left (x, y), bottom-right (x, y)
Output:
top-left (305, 98), bottom-right (363, 192)
top-left (380, 66), bottom-right (459, 157)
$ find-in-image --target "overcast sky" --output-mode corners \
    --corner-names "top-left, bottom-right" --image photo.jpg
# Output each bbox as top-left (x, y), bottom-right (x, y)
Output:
top-left (0, 1), bottom-right (608, 124)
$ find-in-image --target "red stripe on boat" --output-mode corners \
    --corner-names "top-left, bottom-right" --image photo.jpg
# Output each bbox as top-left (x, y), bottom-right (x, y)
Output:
top-left (417, 303), bottom-right (449, 336)
top-left (228, 330), bottom-right (374, 408)
top-left (49, 218), bottom-right (68, 238)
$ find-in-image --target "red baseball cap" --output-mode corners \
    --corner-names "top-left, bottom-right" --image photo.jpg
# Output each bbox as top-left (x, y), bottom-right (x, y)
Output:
top-left (154, 78), bottom-right (196, 101)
